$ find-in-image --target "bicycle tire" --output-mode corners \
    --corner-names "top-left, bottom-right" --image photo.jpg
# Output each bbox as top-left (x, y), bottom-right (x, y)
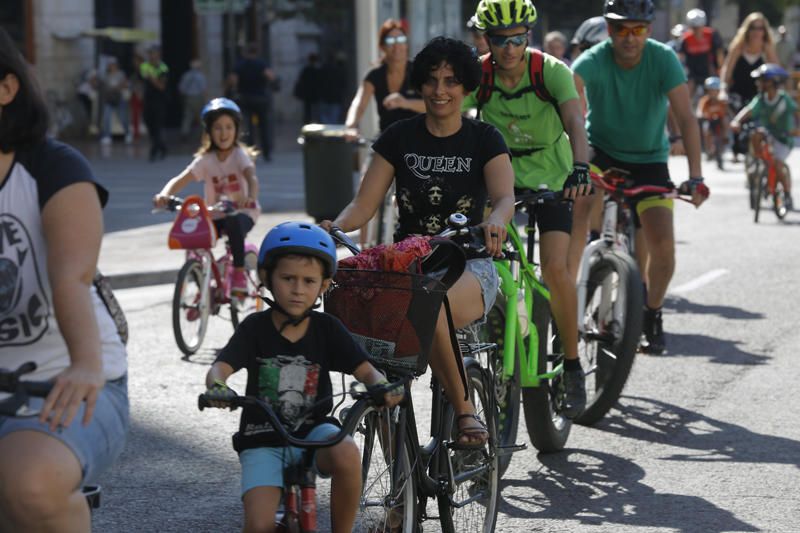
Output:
top-left (754, 168), bottom-right (766, 223)
top-left (172, 259), bottom-right (209, 355)
top-left (230, 250), bottom-right (264, 329)
top-left (746, 154), bottom-right (759, 210)
top-left (714, 132), bottom-right (724, 170)
top-left (521, 291), bottom-right (571, 452)
top-left (773, 164), bottom-right (790, 220)
top-left (350, 404), bottom-right (417, 533)
top-left (438, 361), bottom-right (499, 533)
top-left (474, 301), bottom-right (520, 478)
top-left (575, 251), bottom-right (643, 426)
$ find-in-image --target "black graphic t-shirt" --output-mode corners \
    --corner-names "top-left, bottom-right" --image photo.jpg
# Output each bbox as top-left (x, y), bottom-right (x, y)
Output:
top-left (365, 62), bottom-right (421, 131)
top-left (0, 138), bottom-right (126, 383)
top-left (216, 310), bottom-right (369, 450)
top-left (372, 114), bottom-right (509, 238)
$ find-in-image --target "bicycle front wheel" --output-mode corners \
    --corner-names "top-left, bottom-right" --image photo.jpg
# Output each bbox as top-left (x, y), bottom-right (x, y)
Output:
top-left (754, 169), bottom-right (766, 223)
top-left (350, 404), bottom-right (416, 533)
top-left (172, 259), bottom-right (209, 355)
top-left (230, 250), bottom-right (264, 329)
top-left (438, 362), bottom-right (499, 533)
top-left (472, 301), bottom-right (520, 478)
top-left (522, 291), bottom-right (571, 452)
top-left (575, 251), bottom-right (643, 426)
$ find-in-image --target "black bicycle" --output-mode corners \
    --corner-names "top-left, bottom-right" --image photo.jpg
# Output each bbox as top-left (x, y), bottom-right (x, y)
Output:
top-left (0, 362), bottom-right (102, 511)
top-left (325, 224), bottom-right (502, 532)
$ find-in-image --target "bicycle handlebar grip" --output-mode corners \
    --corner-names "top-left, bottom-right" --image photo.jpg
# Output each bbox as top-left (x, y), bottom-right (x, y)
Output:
top-left (23, 381), bottom-right (53, 398)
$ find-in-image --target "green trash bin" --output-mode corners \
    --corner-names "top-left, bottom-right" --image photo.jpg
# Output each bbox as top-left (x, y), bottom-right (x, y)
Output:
top-left (298, 124), bottom-right (358, 222)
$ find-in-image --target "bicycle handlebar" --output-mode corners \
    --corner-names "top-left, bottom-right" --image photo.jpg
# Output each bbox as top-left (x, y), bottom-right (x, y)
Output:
top-left (151, 196), bottom-right (248, 216)
top-left (0, 362), bottom-right (54, 417)
top-left (514, 188), bottom-right (569, 208)
top-left (198, 378), bottom-right (409, 449)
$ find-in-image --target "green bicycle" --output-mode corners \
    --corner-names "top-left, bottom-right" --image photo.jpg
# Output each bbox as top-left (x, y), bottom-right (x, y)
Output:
top-left (477, 188), bottom-right (573, 461)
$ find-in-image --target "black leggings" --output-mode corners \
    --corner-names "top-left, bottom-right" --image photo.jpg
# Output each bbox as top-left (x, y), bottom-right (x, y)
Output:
top-left (214, 214), bottom-right (255, 267)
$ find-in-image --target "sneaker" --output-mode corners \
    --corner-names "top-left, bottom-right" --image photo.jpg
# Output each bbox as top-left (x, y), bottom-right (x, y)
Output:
top-left (100, 136), bottom-right (112, 145)
top-left (642, 307), bottom-right (665, 355)
top-left (231, 268), bottom-right (248, 295)
top-left (561, 367), bottom-right (586, 419)
top-left (786, 195), bottom-right (794, 211)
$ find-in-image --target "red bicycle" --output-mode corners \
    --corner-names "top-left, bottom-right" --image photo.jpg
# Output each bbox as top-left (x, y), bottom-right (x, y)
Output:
top-left (156, 196), bottom-right (264, 355)
top-left (749, 129), bottom-right (791, 223)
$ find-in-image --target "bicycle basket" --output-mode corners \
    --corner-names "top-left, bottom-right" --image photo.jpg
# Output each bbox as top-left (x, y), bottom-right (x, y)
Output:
top-left (168, 195), bottom-right (217, 250)
top-left (324, 269), bottom-right (448, 374)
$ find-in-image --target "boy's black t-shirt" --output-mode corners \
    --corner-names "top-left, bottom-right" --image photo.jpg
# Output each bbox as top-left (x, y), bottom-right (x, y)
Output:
top-left (372, 114), bottom-right (509, 238)
top-left (216, 310), bottom-right (369, 450)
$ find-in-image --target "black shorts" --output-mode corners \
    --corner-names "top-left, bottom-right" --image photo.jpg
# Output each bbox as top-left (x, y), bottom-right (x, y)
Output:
top-left (591, 147), bottom-right (675, 228)
top-left (514, 187), bottom-right (573, 235)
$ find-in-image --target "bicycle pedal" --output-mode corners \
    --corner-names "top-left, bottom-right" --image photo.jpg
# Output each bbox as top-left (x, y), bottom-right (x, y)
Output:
top-left (497, 443), bottom-right (527, 455)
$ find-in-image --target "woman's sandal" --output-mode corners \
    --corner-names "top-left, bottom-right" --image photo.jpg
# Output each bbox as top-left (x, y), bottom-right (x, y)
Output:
top-left (453, 413), bottom-right (489, 450)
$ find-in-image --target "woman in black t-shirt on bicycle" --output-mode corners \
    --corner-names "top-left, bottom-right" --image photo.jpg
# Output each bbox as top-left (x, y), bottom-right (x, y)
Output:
top-left (324, 37), bottom-right (515, 448)
top-left (345, 19), bottom-right (425, 134)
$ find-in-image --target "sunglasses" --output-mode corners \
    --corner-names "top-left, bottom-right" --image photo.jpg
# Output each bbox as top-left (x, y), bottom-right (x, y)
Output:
top-left (611, 24), bottom-right (649, 38)
top-left (487, 33), bottom-right (528, 48)
top-left (749, 25), bottom-right (767, 31)
top-left (384, 35), bottom-right (408, 46)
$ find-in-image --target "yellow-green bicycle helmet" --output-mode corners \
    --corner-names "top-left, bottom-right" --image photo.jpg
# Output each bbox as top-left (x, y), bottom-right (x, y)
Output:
top-left (474, 0), bottom-right (538, 31)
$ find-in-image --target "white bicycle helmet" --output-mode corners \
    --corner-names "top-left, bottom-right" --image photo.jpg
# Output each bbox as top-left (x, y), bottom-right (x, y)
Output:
top-left (686, 9), bottom-right (707, 28)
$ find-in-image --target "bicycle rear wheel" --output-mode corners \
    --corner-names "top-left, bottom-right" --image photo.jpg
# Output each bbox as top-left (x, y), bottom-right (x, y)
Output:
top-left (230, 250), bottom-right (264, 329)
top-left (172, 259), bottom-right (209, 355)
top-left (773, 164), bottom-right (790, 220)
top-left (522, 291), bottom-right (571, 452)
top-left (472, 301), bottom-right (520, 478)
top-left (575, 251), bottom-right (643, 426)
top-left (350, 404), bottom-right (416, 533)
top-left (438, 361), bottom-right (499, 533)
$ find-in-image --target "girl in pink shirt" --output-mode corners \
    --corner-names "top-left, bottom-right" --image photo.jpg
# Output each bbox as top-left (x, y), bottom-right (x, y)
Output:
top-left (154, 98), bottom-right (260, 293)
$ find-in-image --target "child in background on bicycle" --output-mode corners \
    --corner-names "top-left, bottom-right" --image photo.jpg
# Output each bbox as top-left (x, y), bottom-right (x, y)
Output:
top-left (731, 64), bottom-right (799, 209)
top-left (153, 97), bottom-right (260, 294)
top-left (204, 222), bottom-right (403, 533)
top-left (696, 76), bottom-right (728, 167)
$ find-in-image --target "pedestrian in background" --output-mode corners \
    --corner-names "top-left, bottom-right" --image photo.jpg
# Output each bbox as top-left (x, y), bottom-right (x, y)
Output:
top-left (318, 52), bottom-right (347, 123)
top-left (293, 53), bottom-right (322, 124)
top-left (179, 58), bottom-right (208, 139)
top-left (100, 57), bottom-right (132, 145)
top-left (0, 27), bottom-right (129, 532)
top-left (775, 25), bottom-right (795, 70)
top-left (140, 45), bottom-right (169, 161)
top-left (231, 43), bottom-right (278, 162)
top-left (544, 31), bottom-right (570, 65)
top-left (76, 68), bottom-right (99, 136)
top-left (130, 52), bottom-right (145, 141)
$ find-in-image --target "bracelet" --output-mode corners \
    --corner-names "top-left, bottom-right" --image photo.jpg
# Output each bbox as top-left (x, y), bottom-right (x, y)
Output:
top-left (669, 135), bottom-right (683, 143)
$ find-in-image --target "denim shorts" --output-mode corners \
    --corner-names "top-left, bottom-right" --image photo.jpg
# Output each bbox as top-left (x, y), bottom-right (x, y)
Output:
top-left (465, 258), bottom-right (499, 324)
top-left (239, 422), bottom-right (340, 497)
top-left (0, 375), bottom-right (129, 485)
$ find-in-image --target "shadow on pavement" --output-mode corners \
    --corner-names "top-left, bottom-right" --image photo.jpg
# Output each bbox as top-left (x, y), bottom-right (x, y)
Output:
top-left (498, 448), bottom-right (758, 532)
top-left (597, 396), bottom-right (800, 466)
top-left (665, 332), bottom-right (769, 366)
top-left (665, 296), bottom-right (765, 321)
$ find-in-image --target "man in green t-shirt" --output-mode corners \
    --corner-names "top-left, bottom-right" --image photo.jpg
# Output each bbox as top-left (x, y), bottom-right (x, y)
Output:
top-left (572, 0), bottom-right (708, 355)
top-left (468, 0), bottom-right (592, 419)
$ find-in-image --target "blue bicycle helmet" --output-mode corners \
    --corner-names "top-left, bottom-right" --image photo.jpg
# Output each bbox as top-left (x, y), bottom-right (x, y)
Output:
top-left (704, 76), bottom-right (721, 90)
top-left (258, 222), bottom-right (337, 285)
top-left (751, 63), bottom-right (789, 83)
top-left (200, 97), bottom-right (242, 131)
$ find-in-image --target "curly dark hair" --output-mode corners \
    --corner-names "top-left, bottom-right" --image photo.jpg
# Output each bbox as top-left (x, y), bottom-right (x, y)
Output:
top-left (0, 28), bottom-right (49, 152)
top-left (410, 36), bottom-right (481, 93)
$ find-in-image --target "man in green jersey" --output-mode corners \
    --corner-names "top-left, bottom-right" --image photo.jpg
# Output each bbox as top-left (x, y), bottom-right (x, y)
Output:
top-left (572, 0), bottom-right (708, 355)
top-left (466, 0), bottom-right (592, 418)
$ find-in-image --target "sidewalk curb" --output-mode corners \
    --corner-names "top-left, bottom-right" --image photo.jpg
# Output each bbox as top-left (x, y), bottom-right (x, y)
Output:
top-left (108, 269), bottom-right (178, 290)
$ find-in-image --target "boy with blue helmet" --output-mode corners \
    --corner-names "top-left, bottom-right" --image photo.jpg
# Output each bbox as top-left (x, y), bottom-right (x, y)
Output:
top-left (731, 63), bottom-right (799, 208)
top-left (205, 221), bottom-right (402, 532)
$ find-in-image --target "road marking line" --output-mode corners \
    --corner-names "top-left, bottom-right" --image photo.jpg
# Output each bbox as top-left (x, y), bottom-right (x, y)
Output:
top-left (670, 268), bottom-right (729, 295)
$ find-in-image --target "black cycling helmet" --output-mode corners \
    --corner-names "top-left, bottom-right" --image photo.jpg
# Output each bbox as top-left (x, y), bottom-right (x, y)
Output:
top-left (200, 97), bottom-right (242, 133)
top-left (572, 16), bottom-right (609, 49)
top-left (603, 0), bottom-right (655, 22)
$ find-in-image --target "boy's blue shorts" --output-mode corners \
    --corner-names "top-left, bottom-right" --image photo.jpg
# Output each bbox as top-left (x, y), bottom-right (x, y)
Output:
top-left (239, 422), bottom-right (340, 497)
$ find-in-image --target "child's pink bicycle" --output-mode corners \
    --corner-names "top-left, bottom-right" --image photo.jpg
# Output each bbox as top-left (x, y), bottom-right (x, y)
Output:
top-left (156, 196), bottom-right (264, 355)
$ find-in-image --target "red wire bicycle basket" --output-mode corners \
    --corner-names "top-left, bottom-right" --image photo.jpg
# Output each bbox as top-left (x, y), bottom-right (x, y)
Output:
top-left (324, 269), bottom-right (448, 375)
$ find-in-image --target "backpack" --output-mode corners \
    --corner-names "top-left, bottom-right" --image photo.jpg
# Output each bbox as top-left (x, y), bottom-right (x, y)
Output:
top-left (475, 48), bottom-right (559, 118)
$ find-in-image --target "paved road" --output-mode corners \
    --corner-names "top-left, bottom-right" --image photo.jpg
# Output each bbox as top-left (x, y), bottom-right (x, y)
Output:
top-left (90, 152), bottom-right (800, 532)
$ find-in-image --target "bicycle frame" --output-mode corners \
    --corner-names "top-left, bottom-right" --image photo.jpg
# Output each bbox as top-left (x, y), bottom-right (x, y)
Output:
top-left (755, 139), bottom-right (779, 195)
top-left (495, 215), bottom-right (556, 388)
